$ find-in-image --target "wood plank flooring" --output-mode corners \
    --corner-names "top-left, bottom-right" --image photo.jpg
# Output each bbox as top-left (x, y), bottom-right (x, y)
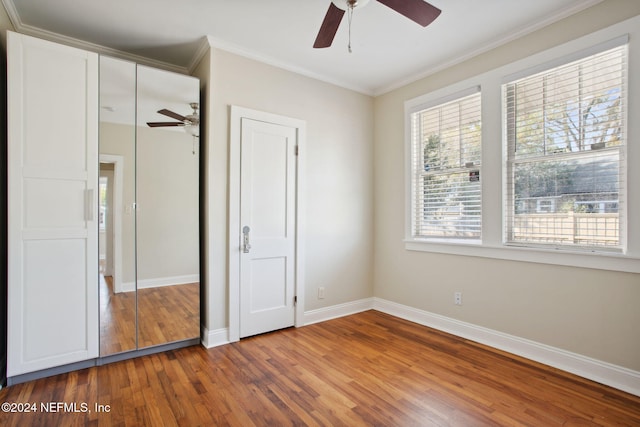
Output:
top-left (1, 310), bottom-right (639, 426)
top-left (137, 282), bottom-right (200, 348)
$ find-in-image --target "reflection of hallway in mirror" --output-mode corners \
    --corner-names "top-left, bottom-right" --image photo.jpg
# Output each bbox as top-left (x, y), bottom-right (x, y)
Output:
top-left (99, 274), bottom-right (136, 355)
top-left (137, 283), bottom-right (200, 348)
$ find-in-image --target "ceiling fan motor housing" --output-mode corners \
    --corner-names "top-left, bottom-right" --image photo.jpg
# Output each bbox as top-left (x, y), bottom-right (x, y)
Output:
top-left (332, 0), bottom-right (370, 11)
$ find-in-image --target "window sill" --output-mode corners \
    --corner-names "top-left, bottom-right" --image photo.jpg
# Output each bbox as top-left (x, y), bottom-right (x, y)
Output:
top-left (404, 239), bottom-right (640, 273)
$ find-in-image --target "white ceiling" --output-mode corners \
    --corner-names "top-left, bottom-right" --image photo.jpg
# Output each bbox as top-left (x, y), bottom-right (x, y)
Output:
top-left (4, 0), bottom-right (602, 95)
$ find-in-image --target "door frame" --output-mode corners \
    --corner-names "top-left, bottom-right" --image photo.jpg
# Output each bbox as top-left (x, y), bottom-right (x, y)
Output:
top-left (228, 106), bottom-right (306, 342)
top-left (99, 154), bottom-right (124, 293)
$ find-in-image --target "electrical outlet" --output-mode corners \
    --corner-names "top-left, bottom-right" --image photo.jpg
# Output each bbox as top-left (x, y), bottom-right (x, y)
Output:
top-left (454, 292), bottom-right (462, 305)
top-left (318, 286), bottom-right (325, 299)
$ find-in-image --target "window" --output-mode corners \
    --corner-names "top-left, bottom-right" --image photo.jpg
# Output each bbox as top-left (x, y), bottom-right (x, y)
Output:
top-left (99, 176), bottom-right (108, 232)
top-left (504, 44), bottom-right (627, 251)
top-left (409, 89), bottom-right (482, 241)
top-left (405, 21), bottom-right (638, 272)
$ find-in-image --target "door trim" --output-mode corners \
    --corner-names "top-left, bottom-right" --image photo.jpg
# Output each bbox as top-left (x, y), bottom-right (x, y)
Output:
top-left (228, 106), bottom-right (306, 342)
top-left (99, 154), bottom-right (124, 293)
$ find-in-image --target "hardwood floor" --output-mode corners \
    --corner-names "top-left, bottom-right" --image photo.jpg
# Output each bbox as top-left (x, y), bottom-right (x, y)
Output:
top-left (1, 310), bottom-right (639, 426)
top-left (137, 282), bottom-right (200, 348)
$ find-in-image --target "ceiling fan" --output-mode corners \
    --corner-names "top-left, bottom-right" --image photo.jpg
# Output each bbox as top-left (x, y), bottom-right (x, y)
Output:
top-left (146, 102), bottom-right (200, 136)
top-left (314, 0), bottom-right (441, 49)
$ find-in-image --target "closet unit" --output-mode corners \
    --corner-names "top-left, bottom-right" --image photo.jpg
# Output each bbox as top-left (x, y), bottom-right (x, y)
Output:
top-left (6, 31), bottom-right (200, 382)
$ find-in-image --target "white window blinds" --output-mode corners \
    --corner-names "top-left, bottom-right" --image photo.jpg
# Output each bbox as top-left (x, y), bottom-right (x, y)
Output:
top-left (504, 44), bottom-right (627, 250)
top-left (410, 90), bottom-right (482, 240)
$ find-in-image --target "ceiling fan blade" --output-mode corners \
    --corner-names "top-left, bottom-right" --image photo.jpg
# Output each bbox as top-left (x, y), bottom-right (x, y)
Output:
top-left (376, 0), bottom-right (441, 27)
top-left (313, 3), bottom-right (345, 48)
top-left (147, 121), bottom-right (184, 127)
top-left (157, 109), bottom-right (187, 122)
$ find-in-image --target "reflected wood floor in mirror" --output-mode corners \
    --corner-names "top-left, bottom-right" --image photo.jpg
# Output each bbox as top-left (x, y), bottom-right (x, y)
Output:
top-left (137, 282), bottom-right (200, 348)
top-left (100, 275), bottom-right (136, 355)
top-left (2, 311), bottom-right (639, 426)
top-left (100, 276), bottom-right (199, 355)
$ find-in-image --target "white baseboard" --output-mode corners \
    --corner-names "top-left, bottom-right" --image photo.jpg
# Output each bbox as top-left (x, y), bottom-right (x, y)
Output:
top-left (118, 281), bottom-right (136, 293)
top-left (371, 297), bottom-right (640, 397)
top-left (201, 326), bottom-right (230, 349)
top-left (303, 298), bottom-right (374, 325)
top-left (137, 274), bottom-right (200, 290)
top-left (116, 275), bottom-right (200, 293)
top-left (200, 298), bottom-right (372, 349)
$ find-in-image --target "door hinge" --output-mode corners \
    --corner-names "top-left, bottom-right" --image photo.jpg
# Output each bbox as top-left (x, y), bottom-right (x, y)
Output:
top-left (295, 145), bottom-right (299, 156)
top-left (294, 296), bottom-right (297, 305)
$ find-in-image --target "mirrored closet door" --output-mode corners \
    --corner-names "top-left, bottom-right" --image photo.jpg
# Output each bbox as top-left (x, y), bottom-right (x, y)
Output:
top-left (99, 56), bottom-right (137, 355)
top-left (99, 57), bottom-right (200, 357)
top-left (135, 64), bottom-right (200, 349)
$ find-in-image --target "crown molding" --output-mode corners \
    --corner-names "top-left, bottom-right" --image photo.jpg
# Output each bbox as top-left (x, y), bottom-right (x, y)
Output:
top-left (186, 36), bottom-right (212, 74)
top-left (2, 0), bottom-right (607, 96)
top-left (1, 0), bottom-right (189, 75)
top-left (374, 0), bottom-right (604, 95)
top-left (204, 35), bottom-right (374, 96)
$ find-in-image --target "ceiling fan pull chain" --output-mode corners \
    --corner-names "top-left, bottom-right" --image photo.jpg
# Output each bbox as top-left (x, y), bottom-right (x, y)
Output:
top-left (347, 3), bottom-right (354, 53)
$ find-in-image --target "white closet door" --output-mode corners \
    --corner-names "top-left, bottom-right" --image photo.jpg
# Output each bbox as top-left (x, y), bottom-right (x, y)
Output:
top-left (7, 32), bottom-right (99, 376)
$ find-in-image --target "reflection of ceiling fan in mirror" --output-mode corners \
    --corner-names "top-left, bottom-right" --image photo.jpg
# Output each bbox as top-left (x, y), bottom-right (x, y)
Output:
top-left (146, 102), bottom-right (200, 137)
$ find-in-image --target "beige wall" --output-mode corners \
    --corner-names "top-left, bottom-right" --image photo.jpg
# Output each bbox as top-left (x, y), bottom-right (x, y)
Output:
top-left (373, 0), bottom-right (640, 371)
top-left (98, 123), bottom-right (199, 286)
top-left (193, 47), bottom-right (374, 331)
top-left (136, 126), bottom-right (200, 283)
top-left (0, 3), bottom-right (14, 50)
top-left (99, 123), bottom-right (136, 285)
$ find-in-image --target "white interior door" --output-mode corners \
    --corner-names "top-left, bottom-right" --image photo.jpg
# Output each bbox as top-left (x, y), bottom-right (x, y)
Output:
top-left (239, 118), bottom-right (297, 338)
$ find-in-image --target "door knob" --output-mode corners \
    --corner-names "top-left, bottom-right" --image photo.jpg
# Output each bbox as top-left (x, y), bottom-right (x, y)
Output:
top-left (242, 226), bottom-right (251, 253)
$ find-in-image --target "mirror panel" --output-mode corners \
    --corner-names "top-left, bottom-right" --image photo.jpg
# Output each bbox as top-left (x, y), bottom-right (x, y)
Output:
top-left (99, 57), bottom-right (137, 355)
top-left (135, 65), bottom-right (200, 348)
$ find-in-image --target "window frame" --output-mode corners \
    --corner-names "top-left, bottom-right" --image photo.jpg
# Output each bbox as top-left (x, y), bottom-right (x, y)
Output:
top-left (503, 43), bottom-right (627, 253)
top-left (404, 18), bottom-right (640, 274)
top-left (408, 87), bottom-right (482, 242)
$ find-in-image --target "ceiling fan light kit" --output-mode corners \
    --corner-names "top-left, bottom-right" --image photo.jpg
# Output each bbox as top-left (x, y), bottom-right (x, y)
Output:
top-left (331, 0), bottom-right (371, 10)
top-left (314, 0), bottom-right (441, 51)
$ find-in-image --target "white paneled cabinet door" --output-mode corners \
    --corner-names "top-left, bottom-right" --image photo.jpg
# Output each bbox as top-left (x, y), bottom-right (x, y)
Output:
top-left (7, 32), bottom-right (99, 377)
